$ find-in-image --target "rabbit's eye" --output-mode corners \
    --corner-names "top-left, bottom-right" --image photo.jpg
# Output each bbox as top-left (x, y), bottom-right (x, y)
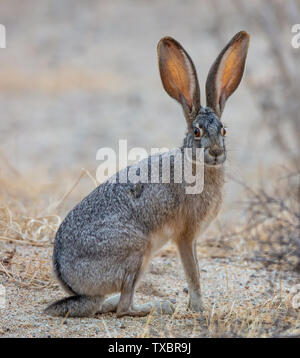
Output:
top-left (221, 127), bottom-right (227, 137)
top-left (194, 127), bottom-right (203, 137)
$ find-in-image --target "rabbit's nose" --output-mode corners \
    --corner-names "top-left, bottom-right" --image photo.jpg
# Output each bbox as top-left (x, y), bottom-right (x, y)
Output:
top-left (209, 146), bottom-right (223, 157)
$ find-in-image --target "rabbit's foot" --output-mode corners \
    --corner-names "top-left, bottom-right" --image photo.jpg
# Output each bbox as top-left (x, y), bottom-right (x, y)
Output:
top-left (187, 299), bottom-right (204, 313)
top-left (116, 301), bottom-right (175, 317)
top-left (116, 304), bottom-right (152, 318)
top-left (98, 294), bottom-right (120, 313)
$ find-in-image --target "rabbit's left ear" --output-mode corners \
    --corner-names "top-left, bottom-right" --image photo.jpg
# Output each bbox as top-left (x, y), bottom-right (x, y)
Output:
top-left (206, 31), bottom-right (250, 118)
top-left (158, 37), bottom-right (201, 125)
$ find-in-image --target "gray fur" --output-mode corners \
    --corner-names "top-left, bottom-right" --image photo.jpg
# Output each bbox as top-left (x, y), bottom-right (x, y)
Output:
top-left (45, 295), bottom-right (104, 317)
top-left (45, 33), bottom-right (248, 318)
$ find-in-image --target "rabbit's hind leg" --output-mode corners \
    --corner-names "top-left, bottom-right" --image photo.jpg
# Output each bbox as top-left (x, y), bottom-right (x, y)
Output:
top-left (115, 272), bottom-right (175, 317)
top-left (115, 271), bottom-right (145, 317)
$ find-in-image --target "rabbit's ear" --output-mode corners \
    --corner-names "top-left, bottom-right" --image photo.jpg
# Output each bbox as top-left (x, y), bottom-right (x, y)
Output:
top-left (206, 31), bottom-right (250, 118)
top-left (158, 37), bottom-right (201, 125)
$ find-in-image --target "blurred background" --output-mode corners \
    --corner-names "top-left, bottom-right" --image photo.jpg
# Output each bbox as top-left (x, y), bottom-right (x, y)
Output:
top-left (0, 0), bottom-right (299, 235)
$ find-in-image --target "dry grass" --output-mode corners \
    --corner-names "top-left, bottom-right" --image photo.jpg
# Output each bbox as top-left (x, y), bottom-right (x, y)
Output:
top-left (0, 153), bottom-right (98, 290)
top-left (138, 295), bottom-right (299, 338)
top-left (203, 170), bottom-right (300, 273)
top-left (241, 170), bottom-right (300, 272)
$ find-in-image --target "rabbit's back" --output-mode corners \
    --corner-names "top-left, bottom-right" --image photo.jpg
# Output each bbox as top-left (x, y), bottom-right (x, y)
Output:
top-left (54, 151), bottom-right (224, 260)
top-left (56, 150), bottom-right (185, 244)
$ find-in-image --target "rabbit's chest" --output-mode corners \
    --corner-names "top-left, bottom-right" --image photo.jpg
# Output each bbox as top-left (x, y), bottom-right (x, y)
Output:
top-left (187, 186), bottom-right (223, 237)
top-left (195, 205), bottom-right (219, 237)
top-left (148, 223), bottom-right (178, 257)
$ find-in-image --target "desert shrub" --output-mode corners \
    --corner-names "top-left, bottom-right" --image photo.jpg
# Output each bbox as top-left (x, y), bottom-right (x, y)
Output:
top-left (242, 170), bottom-right (300, 272)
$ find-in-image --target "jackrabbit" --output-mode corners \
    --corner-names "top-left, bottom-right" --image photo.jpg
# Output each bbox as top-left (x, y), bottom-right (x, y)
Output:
top-left (45, 31), bottom-right (250, 317)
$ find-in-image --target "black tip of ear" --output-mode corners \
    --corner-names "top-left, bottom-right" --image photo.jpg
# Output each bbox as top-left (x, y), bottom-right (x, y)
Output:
top-left (234, 31), bottom-right (250, 45)
top-left (157, 36), bottom-right (182, 52)
top-left (236, 30), bottom-right (250, 37)
top-left (158, 37), bottom-right (171, 53)
top-left (159, 36), bottom-right (176, 43)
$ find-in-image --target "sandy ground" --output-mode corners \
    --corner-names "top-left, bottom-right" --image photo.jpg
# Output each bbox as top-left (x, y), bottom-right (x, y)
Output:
top-left (0, 240), bottom-right (299, 338)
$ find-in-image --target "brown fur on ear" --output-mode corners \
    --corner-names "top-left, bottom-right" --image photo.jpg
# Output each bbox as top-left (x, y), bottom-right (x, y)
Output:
top-left (206, 31), bottom-right (250, 118)
top-left (158, 37), bottom-right (201, 125)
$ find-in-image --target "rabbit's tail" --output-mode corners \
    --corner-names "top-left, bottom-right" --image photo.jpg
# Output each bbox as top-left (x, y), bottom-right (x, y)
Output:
top-left (44, 295), bottom-right (104, 317)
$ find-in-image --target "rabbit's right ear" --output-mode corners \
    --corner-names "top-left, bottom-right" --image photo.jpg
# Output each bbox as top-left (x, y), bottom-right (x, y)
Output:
top-left (206, 31), bottom-right (250, 118)
top-left (158, 37), bottom-right (201, 126)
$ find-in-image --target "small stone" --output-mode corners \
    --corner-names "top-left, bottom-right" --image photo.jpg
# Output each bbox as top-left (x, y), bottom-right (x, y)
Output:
top-left (185, 319), bottom-right (194, 326)
top-left (290, 284), bottom-right (300, 294)
top-left (292, 293), bottom-right (300, 309)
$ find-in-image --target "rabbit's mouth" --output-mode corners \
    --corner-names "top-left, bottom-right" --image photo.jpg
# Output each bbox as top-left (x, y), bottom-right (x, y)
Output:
top-left (204, 148), bottom-right (226, 167)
